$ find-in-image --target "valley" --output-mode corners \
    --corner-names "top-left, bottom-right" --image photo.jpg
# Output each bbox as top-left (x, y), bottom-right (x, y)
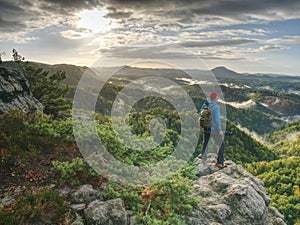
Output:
top-left (0, 61), bottom-right (299, 225)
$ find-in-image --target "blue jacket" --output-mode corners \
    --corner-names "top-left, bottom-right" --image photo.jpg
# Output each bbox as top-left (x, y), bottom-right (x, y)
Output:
top-left (200, 100), bottom-right (222, 132)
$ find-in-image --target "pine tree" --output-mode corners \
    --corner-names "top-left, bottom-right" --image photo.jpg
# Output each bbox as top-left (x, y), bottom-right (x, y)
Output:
top-left (24, 64), bottom-right (72, 117)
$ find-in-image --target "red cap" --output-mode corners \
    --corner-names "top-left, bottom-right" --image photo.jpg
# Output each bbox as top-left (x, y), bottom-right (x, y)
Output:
top-left (210, 92), bottom-right (219, 100)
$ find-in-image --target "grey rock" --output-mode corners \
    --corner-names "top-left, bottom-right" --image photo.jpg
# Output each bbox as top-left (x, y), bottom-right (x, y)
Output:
top-left (71, 184), bottom-right (100, 204)
top-left (71, 203), bottom-right (86, 211)
top-left (206, 204), bottom-right (231, 220)
top-left (129, 216), bottom-right (137, 225)
top-left (0, 195), bottom-right (15, 208)
top-left (187, 158), bottom-right (287, 225)
top-left (225, 184), bottom-right (266, 220)
top-left (71, 213), bottom-right (85, 225)
top-left (58, 186), bottom-right (71, 196)
top-left (265, 207), bottom-right (286, 225)
top-left (84, 198), bottom-right (127, 225)
top-left (0, 64), bottom-right (42, 114)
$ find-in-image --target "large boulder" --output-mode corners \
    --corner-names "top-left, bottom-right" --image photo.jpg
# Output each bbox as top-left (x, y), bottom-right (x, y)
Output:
top-left (84, 198), bottom-right (128, 225)
top-left (0, 63), bottom-right (42, 114)
top-left (187, 154), bottom-right (286, 225)
top-left (71, 184), bottom-right (100, 204)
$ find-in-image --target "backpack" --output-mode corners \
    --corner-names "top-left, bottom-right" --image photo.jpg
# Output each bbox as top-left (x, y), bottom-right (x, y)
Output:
top-left (199, 101), bottom-right (214, 129)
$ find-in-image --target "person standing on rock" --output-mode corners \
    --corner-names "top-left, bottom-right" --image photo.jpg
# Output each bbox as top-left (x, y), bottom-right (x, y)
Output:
top-left (199, 92), bottom-right (227, 168)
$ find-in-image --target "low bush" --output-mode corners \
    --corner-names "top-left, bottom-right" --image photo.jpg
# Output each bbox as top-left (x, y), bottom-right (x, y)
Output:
top-left (0, 189), bottom-right (69, 225)
top-left (52, 157), bottom-right (98, 186)
top-left (101, 170), bottom-right (200, 225)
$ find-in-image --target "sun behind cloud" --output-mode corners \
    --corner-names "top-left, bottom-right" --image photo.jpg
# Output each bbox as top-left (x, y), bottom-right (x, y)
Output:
top-left (77, 9), bottom-right (110, 33)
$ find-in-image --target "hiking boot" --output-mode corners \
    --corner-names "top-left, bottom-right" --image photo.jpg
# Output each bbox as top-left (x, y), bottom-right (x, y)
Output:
top-left (199, 154), bottom-right (207, 161)
top-left (215, 163), bottom-right (227, 169)
top-left (196, 172), bottom-right (202, 178)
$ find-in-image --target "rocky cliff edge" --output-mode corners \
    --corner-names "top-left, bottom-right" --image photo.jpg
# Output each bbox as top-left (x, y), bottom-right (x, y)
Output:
top-left (53, 154), bottom-right (287, 225)
top-left (0, 63), bottom-right (42, 114)
top-left (187, 153), bottom-right (286, 225)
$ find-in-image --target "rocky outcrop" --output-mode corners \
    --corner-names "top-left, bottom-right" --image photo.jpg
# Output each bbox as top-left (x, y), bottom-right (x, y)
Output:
top-left (187, 154), bottom-right (286, 225)
top-left (0, 63), bottom-right (42, 114)
top-left (84, 198), bottom-right (128, 225)
top-left (67, 184), bottom-right (130, 225)
top-left (67, 157), bottom-right (286, 225)
top-left (71, 184), bottom-right (100, 204)
top-left (1, 162), bottom-right (286, 225)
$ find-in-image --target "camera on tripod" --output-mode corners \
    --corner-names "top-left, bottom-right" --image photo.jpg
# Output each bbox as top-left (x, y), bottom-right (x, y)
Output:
top-left (225, 131), bottom-right (234, 136)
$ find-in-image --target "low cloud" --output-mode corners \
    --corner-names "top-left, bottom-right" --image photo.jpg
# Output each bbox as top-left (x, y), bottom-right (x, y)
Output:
top-left (225, 99), bottom-right (257, 108)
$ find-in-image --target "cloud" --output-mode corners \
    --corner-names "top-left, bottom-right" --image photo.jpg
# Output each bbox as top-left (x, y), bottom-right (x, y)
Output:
top-left (192, 42), bottom-right (288, 62)
top-left (266, 36), bottom-right (300, 44)
top-left (2, 0), bottom-right (300, 37)
top-left (14, 36), bottom-right (40, 44)
top-left (41, 0), bottom-right (102, 10)
top-left (1, 0), bottom-right (299, 48)
top-left (60, 30), bottom-right (92, 39)
top-left (104, 45), bottom-right (198, 60)
top-left (0, 0), bottom-right (98, 37)
top-left (258, 45), bottom-right (288, 51)
top-left (282, 36), bottom-right (300, 44)
top-left (102, 0), bottom-right (300, 22)
top-left (0, 0), bottom-right (298, 73)
top-left (200, 55), bottom-right (247, 61)
top-left (0, 1), bottom-right (65, 38)
top-left (178, 29), bottom-right (268, 42)
top-left (180, 39), bottom-right (257, 48)
top-left (0, 0), bottom-right (32, 32)
top-left (224, 99), bottom-right (257, 108)
top-left (105, 8), bottom-right (133, 20)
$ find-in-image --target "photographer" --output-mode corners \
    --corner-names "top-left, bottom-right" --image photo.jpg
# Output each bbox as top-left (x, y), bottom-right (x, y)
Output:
top-left (199, 92), bottom-right (228, 169)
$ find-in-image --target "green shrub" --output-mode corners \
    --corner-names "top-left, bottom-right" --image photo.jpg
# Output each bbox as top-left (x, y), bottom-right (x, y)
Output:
top-left (52, 157), bottom-right (97, 185)
top-left (0, 189), bottom-right (68, 225)
top-left (0, 110), bottom-right (73, 154)
top-left (101, 172), bottom-right (199, 225)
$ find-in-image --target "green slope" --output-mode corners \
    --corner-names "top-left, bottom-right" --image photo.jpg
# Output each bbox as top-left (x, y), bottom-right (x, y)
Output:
top-left (246, 122), bottom-right (300, 225)
top-left (245, 157), bottom-right (300, 225)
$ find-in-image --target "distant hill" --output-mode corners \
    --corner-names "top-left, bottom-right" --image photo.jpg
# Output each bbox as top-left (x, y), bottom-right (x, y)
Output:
top-left (212, 66), bottom-right (242, 79)
top-left (27, 62), bottom-right (300, 135)
top-left (30, 62), bottom-right (87, 87)
top-left (28, 62), bottom-right (300, 91)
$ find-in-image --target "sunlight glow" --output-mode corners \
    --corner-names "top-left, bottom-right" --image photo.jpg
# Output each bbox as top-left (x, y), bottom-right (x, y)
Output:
top-left (77, 9), bottom-right (110, 33)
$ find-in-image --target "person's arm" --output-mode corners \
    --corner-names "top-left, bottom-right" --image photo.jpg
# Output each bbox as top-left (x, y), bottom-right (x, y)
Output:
top-left (213, 105), bottom-right (223, 135)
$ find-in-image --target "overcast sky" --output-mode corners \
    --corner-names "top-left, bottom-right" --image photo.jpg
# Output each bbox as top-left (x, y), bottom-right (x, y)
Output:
top-left (1, 0), bottom-right (300, 74)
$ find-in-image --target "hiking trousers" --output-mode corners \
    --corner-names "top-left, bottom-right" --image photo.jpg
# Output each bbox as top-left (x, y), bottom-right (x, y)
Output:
top-left (202, 130), bottom-right (225, 164)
